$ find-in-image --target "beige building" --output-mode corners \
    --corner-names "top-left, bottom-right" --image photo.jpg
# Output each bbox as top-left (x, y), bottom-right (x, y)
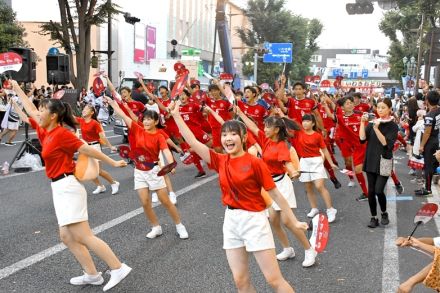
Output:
top-left (20, 21), bottom-right (100, 87)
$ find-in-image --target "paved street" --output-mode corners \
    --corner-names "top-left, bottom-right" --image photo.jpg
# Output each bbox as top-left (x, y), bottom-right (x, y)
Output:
top-left (0, 126), bottom-right (439, 292)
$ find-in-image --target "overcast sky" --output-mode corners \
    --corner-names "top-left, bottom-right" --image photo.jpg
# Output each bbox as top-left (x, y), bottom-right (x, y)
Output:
top-left (14, 0), bottom-right (391, 55)
top-left (233, 0), bottom-right (391, 55)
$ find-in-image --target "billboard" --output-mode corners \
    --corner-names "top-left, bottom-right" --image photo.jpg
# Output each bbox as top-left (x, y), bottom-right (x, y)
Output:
top-left (134, 23), bottom-right (145, 63)
top-left (146, 26), bottom-right (156, 62)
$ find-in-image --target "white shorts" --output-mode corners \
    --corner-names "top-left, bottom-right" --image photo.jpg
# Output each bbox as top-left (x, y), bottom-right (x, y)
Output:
top-left (271, 174), bottom-right (297, 210)
top-left (299, 156), bottom-right (328, 182)
top-left (88, 142), bottom-right (102, 161)
top-left (6, 121), bottom-right (19, 130)
top-left (223, 208), bottom-right (275, 252)
top-left (434, 237), bottom-right (440, 248)
top-left (134, 166), bottom-right (166, 191)
top-left (50, 175), bottom-right (88, 227)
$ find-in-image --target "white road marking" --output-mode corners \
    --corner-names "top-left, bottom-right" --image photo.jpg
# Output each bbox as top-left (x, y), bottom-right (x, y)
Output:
top-left (0, 174), bottom-right (218, 280)
top-left (382, 179), bottom-right (399, 293)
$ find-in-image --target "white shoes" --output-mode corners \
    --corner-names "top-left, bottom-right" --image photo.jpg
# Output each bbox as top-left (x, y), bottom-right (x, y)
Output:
top-left (146, 226), bottom-right (163, 239)
top-left (111, 181), bottom-right (120, 195)
top-left (151, 192), bottom-right (158, 203)
top-left (176, 223), bottom-right (189, 239)
top-left (70, 271), bottom-right (104, 286)
top-left (93, 185), bottom-right (106, 194)
top-left (103, 263), bottom-right (132, 292)
top-left (169, 192), bottom-right (177, 205)
top-left (276, 247), bottom-right (295, 261)
top-left (347, 180), bottom-right (356, 187)
top-left (307, 208), bottom-right (319, 218)
top-left (326, 207), bottom-right (337, 223)
top-left (302, 248), bottom-right (317, 267)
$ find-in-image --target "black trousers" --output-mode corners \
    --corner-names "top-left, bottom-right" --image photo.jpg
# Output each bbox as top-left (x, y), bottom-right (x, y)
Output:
top-left (366, 172), bottom-right (388, 217)
top-left (423, 139), bottom-right (439, 192)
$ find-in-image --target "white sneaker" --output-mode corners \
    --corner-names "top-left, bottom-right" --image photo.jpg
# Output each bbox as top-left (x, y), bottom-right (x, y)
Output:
top-left (70, 271), bottom-right (104, 286)
top-left (103, 263), bottom-right (132, 292)
top-left (176, 224), bottom-right (189, 239)
top-left (307, 208), bottom-right (319, 218)
top-left (146, 226), bottom-right (163, 239)
top-left (302, 248), bottom-right (317, 267)
top-left (276, 247), bottom-right (295, 261)
top-left (111, 181), bottom-right (120, 195)
top-left (326, 207), bottom-right (337, 223)
top-left (169, 192), bottom-right (177, 205)
top-left (92, 185), bottom-right (106, 194)
top-left (151, 192), bottom-right (158, 203)
top-left (347, 180), bottom-right (356, 187)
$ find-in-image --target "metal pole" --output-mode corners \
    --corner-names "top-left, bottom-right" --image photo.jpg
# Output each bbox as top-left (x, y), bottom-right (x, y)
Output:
top-left (415, 13), bottom-right (425, 93)
top-left (107, 0), bottom-right (112, 80)
top-left (253, 51), bottom-right (258, 83)
top-left (426, 30), bottom-right (435, 83)
top-left (211, 22), bottom-right (218, 75)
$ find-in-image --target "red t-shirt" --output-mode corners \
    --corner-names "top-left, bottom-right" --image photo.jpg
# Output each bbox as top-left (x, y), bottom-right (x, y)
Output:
top-left (117, 100), bottom-right (145, 116)
top-left (255, 130), bottom-right (290, 175)
top-left (286, 97), bottom-right (317, 124)
top-left (128, 122), bottom-right (168, 162)
top-left (29, 118), bottom-right (84, 179)
top-left (246, 130), bottom-right (258, 149)
top-left (157, 128), bottom-right (170, 140)
top-left (317, 104), bottom-right (335, 130)
top-left (294, 131), bottom-right (326, 158)
top-left (208, 150), bottom-right (276, 212)
top-left (76, 117), bottom-right (103, 143)
top-left (354, 102), bottom-right (371, 113)
top-left (237, 100), bottom-right (268, 130)
top-left (205, 98), bottom-right (232, 129)
top-left (179, 102), bottom-right (203, 129)
top-left (336, 112), bottom-right (363, 142)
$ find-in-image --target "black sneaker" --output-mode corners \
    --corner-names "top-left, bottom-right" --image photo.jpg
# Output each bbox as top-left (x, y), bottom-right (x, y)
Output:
top-left (381, 212), bottom-right (389, 225)
top-left (330, 178), bottom-right (342, 189)
top-left (356, 193), bottom-right (368, 202)
top-left (415, 188), bottom-right (432, 197)
top-left (395, 183), bottom-right (404, 194)
top-left (4, 142), bottom-right (15, 146)
top-left (194, 171), bottom-right (206, 179)
top-left (368, 217), bottom-right (379, 228)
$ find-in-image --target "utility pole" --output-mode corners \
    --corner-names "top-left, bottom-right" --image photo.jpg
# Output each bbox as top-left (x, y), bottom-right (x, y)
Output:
top-left (253, 51), bottom-right (258, 83)
top-left (107, 0), bottom-right (112, 80)
top-left (415, 12), bottom-right (425, 93)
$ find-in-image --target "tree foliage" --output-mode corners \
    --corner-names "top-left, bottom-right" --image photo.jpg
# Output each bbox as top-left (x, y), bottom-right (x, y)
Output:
top-left (379, 0), bottom-right (440, 81)
top-left (0, 0), bottom-right (27, 53)
top-left (39, 0), bottom-right (121, 89)
top-left (237, 0), bottom-right (323, 83)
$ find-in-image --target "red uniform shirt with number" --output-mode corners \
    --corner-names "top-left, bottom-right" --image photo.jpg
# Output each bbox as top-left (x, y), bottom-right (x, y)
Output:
top-left (179, 102), bottom-right (210, 144)
top-left (208, 150), bottom-right (276, 212)
top-left (317, 104), bottom-right (335, 131)
top-left (286, 97), bottom-right (317, 124)
top-left (206, 98), bottom-right (232, 148)
top-left (29, 118), bottom-right (84, 179)
top-left (255, 130), bottom-right (291, 175)
top-left (76, 117), bottom-right (103, 143)
top-left (335, 112), bottom-right (366, 164)
top-left (354, 102), bottom-right (371, 113)
top-left (160, 98), bottom-right (181, 139)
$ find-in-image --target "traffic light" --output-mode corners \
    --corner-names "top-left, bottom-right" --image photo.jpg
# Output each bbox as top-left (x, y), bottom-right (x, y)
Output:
top-left (346, 0), bottom-right (374, 14)
top-left (91, 56), bottom-right (98, 68)
top-left (123, 13), bottom-right (140, 25)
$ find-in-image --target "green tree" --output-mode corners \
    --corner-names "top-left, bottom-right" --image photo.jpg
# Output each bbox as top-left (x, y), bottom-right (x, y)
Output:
top-left (237, 0), bottom-right (323, 83)
top-left (0, 0), bottom-right (26, 53)
top-left (379, 0), bottom-right (440, 82)
top-left (39, 0), bottom-right (120, 89)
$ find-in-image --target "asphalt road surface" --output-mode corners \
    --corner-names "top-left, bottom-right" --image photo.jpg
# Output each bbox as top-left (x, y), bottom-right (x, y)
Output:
top-left (0, 125), bottom-right (439, 292)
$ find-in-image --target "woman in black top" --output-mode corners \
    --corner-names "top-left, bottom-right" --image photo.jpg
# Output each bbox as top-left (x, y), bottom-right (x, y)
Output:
top-left (359, 98), bottom-right (398, 228)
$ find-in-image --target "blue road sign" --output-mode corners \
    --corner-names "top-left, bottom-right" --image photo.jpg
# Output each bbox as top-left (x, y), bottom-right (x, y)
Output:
top-left (332, 68), bottom-right (343, 77)
top-left (350, 71), bottom-right (357, 79)
top-left (263, 43), bottom-right (293, 63)
top-left (362, 69), bottom-right (368, 78)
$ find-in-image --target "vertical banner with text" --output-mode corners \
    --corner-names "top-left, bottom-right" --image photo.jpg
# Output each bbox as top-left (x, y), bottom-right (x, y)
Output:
top-left (146, 26), bottom-right (156, 63)
top-left (134, 23), bottom-right (145, 63)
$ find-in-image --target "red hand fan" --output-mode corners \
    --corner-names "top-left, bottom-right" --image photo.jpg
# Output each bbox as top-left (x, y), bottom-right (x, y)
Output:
top-left (157, 161), bottom-right (177, 176)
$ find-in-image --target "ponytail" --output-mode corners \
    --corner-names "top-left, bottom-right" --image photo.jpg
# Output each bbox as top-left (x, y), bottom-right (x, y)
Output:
top-left (39, 99), bottom-right (79, 131)
top-left (61, 102), bottom-right (79, 131)
top-left (264, 116), bottom-right (300, 142)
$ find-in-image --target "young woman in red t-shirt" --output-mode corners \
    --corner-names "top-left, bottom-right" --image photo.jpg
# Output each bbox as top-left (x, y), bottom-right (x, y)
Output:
top-left (76, 104), bottom-right (120, 195)
top-left (292, 113), bottom-right (338, 223)
top-left (170, 100), bottom-right (306, 293)
top-left (12, 81), bottom-right (131, 291)
top-left (236, 108), bottom-right (318, 267)
top-left (106, 97), bottom-right (189, 240)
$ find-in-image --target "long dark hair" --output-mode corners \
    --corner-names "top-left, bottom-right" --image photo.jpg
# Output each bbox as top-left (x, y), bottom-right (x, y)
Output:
top-left (264, 116), bottom-right (300, 141)
top-left (39, 99), bottom-right (78, 131)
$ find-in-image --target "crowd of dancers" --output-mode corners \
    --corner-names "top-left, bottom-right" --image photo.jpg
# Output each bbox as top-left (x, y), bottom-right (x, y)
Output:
top-left (5, 72), bottom-right (440, 292)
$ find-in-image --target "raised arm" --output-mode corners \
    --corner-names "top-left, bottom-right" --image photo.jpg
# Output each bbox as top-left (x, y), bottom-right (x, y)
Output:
top-left (235, 106), bottom-right (259, 136)
top-left (204, 105), bottom-right (225, 125)
top-left (11, 80), bottom-right (39, 121)
top-left (276, 75), bottom-right (288, 104)
top-left (104, 97), bottom-right (132, 128)
top-left (170, 100), bottom-right (211, 164)
top-left (104, 76), bottom-right (116, 94)
top-left (11, 99), bottom-right (29, 124)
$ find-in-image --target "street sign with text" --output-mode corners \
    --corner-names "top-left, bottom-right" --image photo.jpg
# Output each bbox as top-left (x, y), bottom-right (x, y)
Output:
top-left (263, 43), bottom-right (293, 63)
